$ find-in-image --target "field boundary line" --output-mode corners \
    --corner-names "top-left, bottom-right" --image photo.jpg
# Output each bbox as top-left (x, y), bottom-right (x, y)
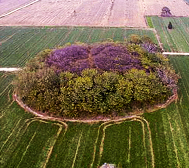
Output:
top-left (0, 118), bottom-right (22, 152)
top-left (0, 0), bottom-right (41, 19)
top-left (16, 131), bottom-right (37, 168)
top-left (71, 132), bottom-right (83, 168)
top-left (42, 123), bottom-right (64, 168)
top-left (136, 116), bottom-right (155, 168)
top-left (151, 28), bottom-right (164, 51)
top-left (168, 118), bottom-right (181, 168)
top-left (14, 93), bottom-right (177, 123)
top-left (127, 127), bottom-right (131, 163)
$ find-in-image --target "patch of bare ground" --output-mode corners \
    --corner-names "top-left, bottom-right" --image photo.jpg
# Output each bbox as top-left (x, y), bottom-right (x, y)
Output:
top-left (13, 88), bottom-right (178, 123)
top-left (0, 0), bottom-right (34, 15)
top-left (0, 0), bottom-right (189, 27)
top-left (0, 68), bottom-right (21, 72)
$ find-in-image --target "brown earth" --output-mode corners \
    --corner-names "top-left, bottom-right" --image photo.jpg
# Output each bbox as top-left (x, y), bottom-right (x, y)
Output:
top-left (0, 0), bottom-right (189, 27)
top-left (0, 0), bottom-right (33, 15)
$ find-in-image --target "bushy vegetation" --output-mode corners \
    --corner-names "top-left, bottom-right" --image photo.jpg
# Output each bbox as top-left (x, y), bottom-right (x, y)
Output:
top-left (14, 35), bottom-right (178, 117)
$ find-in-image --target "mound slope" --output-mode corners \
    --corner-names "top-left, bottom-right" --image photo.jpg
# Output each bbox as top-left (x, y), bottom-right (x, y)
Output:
top-left (14, 37), bottom-right (178, 118)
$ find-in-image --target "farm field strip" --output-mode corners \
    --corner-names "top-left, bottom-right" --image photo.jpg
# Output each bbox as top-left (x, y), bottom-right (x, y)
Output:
top-left (162, 19), bottom-right (189, 53)
top-left (0, 27), bottom-right (158, 67)
top-left (150, 16), bottom-right (189, 52)
top-left (90, 116), bottom-right (154, 168)
top-left (0, 113), bottom-right (66, 167)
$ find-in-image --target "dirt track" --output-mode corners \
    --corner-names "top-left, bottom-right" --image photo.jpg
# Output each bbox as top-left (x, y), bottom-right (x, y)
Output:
top-left (0, 0), bottom-right (189, 27)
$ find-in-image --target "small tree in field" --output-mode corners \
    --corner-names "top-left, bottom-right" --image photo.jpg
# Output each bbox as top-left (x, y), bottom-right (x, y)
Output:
top-left (168, 22), bottom-right (173, 29)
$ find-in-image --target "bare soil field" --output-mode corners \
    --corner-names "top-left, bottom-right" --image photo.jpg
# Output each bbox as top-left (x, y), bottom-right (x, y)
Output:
top-left (0, 0), bottom-right (189, 27)
top-left (0, 0), bottom-right (34, 15)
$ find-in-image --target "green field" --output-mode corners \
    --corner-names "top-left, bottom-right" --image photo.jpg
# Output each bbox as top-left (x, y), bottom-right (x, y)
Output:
top-left (0, 72), bottom-right (154, 167)
top-left (0, 26), bottom-right (157, 68)
top-left (1, 26), bottom-right (189, 167)
top-left (150, 16), bottom-right (189, 52)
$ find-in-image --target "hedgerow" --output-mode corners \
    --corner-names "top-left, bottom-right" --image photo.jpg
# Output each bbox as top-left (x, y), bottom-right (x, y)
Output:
top-left (14, 35), bottom-right (178, 118)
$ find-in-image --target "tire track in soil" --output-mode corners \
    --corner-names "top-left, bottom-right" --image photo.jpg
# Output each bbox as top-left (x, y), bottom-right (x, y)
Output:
top-left (94, 116), bottom-right (154, 168)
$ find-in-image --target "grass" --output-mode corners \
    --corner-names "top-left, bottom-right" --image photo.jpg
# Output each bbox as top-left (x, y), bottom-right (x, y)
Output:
top-left (0, 26), bottom-right (157, 67)
top-left (1, 26), bottom-right (189, 167)
top-left (150, 16), bottom-right (189, 52)
top-left (146, 16), bottom-right (154, 28)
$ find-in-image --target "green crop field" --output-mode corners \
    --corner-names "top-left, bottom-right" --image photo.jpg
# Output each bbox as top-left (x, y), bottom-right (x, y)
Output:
top-left (0, 71), bottom-right (154, 167)
top-left (0, 26), bottom-right (157, 68)
top-left (1, 26), bottom-right (189, 167)
top-left (149, 16), bottom-right (189, 52)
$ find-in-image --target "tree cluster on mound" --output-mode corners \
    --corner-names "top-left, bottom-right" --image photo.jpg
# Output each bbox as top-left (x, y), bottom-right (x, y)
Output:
top-left (14, 35), bottom-right (178, 118)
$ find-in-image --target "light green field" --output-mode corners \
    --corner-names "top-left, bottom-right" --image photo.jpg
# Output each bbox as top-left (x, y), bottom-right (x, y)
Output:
top-left (1, 26), bottom-right (189, 167)
top-left (0, 26), bottom-right (157, 67)
top-left (150, 16), bottom-right (189, 52)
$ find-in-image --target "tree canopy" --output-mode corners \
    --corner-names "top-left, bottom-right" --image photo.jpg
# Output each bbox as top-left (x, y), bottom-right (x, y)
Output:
top-left (14, 35), bottom-right (178, 118)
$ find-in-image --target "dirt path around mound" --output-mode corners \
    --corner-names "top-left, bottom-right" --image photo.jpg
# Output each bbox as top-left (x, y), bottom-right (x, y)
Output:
top-left (13, 88), bottom-right (178, 123)
top-left (1, 67), bottom-right (178, 123)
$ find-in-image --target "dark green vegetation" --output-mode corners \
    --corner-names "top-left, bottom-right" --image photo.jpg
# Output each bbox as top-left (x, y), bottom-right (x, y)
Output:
top-left (1, 26), bottom-right (189, 168)
top-left (14, 36), bottom-right (176, 117)
top-left (150, 16), bottom-right (189, 52)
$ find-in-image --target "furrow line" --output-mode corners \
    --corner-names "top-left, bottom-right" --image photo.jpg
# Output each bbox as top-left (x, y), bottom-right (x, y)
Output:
top-left (0, 118), bottom-right (22, 152)
top-left (167, 114), bottom-right (181, 168)
top-left (90, 121), bottom-right (112, 168)
top-left (16, 131), bottom-right (37, 168)
top-left (136, 116), bottom-right (155, 168)
top-left (71, 131), bottom-right (83, 168)
top-left (42, 123), bottom-right (63, 168)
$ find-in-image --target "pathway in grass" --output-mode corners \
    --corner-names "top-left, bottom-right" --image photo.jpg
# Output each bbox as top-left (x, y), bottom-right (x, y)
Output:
top-left (93, 117), bottom-right (154, 168)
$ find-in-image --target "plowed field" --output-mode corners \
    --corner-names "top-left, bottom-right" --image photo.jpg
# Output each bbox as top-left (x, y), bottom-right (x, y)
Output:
top-left (0, 0), bottom-right (189, 27)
